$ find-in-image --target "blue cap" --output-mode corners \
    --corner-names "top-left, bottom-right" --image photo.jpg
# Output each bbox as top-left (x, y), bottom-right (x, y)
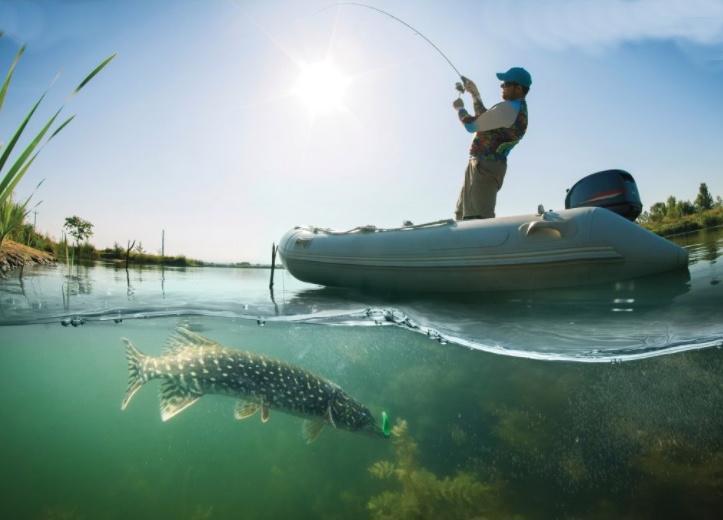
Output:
top-left (496, 67), bottom-right (532, 88)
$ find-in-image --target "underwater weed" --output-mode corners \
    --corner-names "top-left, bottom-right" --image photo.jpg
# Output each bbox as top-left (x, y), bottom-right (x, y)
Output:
top-left (367, 419), bottom-right (512, 520)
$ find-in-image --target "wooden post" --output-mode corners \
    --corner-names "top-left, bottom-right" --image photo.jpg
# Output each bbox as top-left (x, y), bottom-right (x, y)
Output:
top-left (269, 243), bottom-right (277, 290)
top-left (161, 229), bottom-right (165, 263)
top-left (125, 240), bottom-right (136, 271)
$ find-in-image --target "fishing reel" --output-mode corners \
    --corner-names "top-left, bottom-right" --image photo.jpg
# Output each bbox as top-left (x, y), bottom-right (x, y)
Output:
top-left (455, 82), bottom-right (465, 94)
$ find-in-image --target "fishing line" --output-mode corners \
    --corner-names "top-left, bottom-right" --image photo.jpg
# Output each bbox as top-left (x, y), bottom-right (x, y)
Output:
top-left (319, 2), bottom-right (464, 80)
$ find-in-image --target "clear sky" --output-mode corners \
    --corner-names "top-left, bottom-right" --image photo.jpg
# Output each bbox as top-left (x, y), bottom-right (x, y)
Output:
top-left (1, 0), bottom-right (722, 262)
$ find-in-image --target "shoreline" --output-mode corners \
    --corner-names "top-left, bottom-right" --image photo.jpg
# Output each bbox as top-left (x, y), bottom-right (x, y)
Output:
top-left (0, 240), bottom-right (56, 277)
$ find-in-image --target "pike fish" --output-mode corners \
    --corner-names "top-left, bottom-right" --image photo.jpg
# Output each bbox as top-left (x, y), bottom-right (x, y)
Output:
top-left (121, 327), bottom-right (386, 442)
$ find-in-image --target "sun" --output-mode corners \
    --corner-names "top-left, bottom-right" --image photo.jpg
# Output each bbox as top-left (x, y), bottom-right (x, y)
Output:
top-left (292, 59), bottom-right (352, 117)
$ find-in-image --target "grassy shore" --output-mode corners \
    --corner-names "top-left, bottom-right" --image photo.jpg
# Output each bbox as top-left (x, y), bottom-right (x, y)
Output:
top-left (1, 232), bottom-right (272, 272)
top-left (640, 206), bottom-right (723, 236)
top-left (97, 248), bottom-right (203, 267)
top-left (95, 249), bottom-right (273, 268)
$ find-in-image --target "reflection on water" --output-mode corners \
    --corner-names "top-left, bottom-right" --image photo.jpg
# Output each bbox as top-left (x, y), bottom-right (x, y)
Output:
top-left (677, 226), bottom-right (721, 265)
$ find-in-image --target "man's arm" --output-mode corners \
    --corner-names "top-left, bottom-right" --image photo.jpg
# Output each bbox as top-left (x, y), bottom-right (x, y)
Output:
top-left (461, 76), bottom-right (486, 116)
top-left (453, 98), bottom-right (478, 126)
top-left (472, 96), bottom-right (486, 117)
top-left (456, 100), bottom-right (520, 133)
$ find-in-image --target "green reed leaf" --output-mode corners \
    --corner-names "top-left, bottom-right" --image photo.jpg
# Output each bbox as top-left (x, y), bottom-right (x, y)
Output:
top-left (0, 92), bottom-right (46, 180)
top-left (49, 115), bottom-right (75, 141)
top-left (74, 53), bottom-right (116, 93)
top-left (0, 44), bottom-right (26, 113)
top-left (0, 105), bottom-right (59, 203)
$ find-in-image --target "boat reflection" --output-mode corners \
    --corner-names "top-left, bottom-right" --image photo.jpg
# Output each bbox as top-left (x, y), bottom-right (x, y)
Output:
top-left (282, 268), bottom-right (692, 317)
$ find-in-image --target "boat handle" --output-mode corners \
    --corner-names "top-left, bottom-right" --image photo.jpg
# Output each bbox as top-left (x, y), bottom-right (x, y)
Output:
top-left (524, 220), bottom-right (563, 237)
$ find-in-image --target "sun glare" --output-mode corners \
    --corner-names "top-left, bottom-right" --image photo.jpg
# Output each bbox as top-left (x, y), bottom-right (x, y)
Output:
top-left (292, 60), bottom-right (351, 117)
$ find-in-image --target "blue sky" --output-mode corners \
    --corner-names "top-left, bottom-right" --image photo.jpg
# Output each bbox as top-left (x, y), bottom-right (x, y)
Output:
top-left (1, 0), bottom-right (722, 262)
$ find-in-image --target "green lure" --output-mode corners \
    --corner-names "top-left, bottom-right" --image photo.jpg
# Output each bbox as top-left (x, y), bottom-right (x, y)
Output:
top-left (381, 410), bottom-right (391, 437)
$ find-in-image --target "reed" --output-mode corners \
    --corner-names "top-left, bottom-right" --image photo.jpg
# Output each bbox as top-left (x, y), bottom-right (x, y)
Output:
top-left (0, 180), bottom-right (42, 248)
top-left (0, 31), bottom-right (115, 243)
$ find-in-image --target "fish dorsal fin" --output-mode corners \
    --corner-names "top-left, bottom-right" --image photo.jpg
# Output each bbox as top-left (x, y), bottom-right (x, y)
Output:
top-left (159, 380), bottom-right (202, 422)
top-left (302, 420), bottom-right (325, 444)
top-left (260, 403), bottom-right (270, 423)
top-left (163, 327), bottom-right (221, 355)
top-left (162, 335), bottom-right (190, 356)
top-left (234, 401), bottom-right (260, 420)
top-left (175, 327), bottom-right (219, 347)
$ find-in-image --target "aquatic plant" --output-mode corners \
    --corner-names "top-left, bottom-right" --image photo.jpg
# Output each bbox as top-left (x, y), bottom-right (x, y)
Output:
top-left (366, 419), bottom-right (510, 520)
top-left (0, 195), bottom-right (32, 248)
top-left (0, 31), bottom-right (114, 239)
top-left (0, 178), bottom-right (43, 248)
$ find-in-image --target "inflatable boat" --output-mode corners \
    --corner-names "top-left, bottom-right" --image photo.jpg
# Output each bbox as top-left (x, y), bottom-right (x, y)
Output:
top-left (278, 170), bottom-right (689, 293)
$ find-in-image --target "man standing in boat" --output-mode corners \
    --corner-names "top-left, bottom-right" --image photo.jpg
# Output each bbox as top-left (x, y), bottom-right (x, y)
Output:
top-left (453, 67), bottom-right (531, 220)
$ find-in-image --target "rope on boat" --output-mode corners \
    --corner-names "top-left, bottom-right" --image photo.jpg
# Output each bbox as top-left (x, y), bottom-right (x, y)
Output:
top-left (296, 218), bottom-right (455, 235)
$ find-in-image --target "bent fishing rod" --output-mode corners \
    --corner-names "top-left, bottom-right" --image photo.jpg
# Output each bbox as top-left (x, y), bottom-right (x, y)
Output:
top-left (321, 2), bottom-right (469, 95)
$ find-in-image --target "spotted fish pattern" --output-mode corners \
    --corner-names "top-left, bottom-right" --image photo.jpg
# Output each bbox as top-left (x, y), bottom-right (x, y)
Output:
top-left (121, 328), bottom-right (383, 442)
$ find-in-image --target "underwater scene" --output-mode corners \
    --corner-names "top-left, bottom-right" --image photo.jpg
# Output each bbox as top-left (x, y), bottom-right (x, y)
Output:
top-left (1, 227), bottom-right (722, 520)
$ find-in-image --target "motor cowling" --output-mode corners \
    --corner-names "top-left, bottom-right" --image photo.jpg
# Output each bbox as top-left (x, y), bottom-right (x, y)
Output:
top-left (565, 169), bottom-right (642, 221)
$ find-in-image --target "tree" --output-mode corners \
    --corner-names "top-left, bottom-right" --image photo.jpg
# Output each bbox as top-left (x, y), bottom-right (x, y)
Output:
top-left (63, 216), bottom-right (94, 246)
top-left (665, 196), bottom-right (680, 218)
top-left (677, 199), bottom-right (696, 216)
top-left (648, 202), bottom-right (667, 222)
top-left (695, 183), bottom-right (714, 212)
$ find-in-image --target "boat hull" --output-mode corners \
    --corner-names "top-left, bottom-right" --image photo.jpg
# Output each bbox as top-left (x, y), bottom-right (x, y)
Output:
top-left (278, 208), bottom-right (689, 293)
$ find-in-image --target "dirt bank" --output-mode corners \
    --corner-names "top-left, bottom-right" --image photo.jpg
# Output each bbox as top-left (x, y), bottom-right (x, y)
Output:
top-left (0, 239), bottom-right (55, 276)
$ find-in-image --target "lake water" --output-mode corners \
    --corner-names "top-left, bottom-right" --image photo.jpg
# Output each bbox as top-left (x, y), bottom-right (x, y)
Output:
top-left (1, 227), bottom-right (721, 519)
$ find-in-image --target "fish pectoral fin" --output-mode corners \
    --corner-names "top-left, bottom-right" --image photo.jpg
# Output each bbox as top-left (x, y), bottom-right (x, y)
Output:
top-left (327, 405), bottom-right (337, 429)
top-left (302, 420), bottom-right (325, 444)
top-left (159, 380), bottom-right (202, 422)
top-left (260, 404), bottom-right (270, 423)
top-left (234, 401), bottom-right (260, 421)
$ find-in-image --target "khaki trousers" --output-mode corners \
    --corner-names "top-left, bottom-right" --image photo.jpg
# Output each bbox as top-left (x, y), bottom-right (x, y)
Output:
top-left (455, 157), bottom-right (507, 220)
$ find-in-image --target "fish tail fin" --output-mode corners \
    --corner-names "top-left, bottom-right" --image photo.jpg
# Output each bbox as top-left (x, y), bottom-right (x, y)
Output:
top-left (121, 338), bottom-right (147, 410)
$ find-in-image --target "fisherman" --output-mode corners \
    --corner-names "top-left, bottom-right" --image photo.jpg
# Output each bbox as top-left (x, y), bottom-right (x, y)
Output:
top-left (452, 67), bottom-right (531, 220)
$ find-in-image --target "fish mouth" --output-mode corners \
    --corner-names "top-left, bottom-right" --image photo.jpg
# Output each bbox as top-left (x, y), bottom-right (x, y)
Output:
top-left (360, 411), bottom-right (391, 439)
top-left (358, 423), bottom-right (388, 439)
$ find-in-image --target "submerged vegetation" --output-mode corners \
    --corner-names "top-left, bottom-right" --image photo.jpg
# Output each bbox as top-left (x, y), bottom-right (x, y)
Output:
top-left (367, 419), bottom-right (509, 519)
top-left (639, 182), bottom-right (722, 235)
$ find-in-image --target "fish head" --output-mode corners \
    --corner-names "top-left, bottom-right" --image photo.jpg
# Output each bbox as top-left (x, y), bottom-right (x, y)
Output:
top-left (330, 392), bottom-right (385, 438)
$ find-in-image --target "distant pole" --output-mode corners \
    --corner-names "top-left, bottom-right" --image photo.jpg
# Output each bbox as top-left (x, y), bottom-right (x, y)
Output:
top-left (33, 211), bottom-right (37, 229)
top-left (161, 229), bottom-right (165, 296)
top-left (269, 242), bottom-right (277, 290)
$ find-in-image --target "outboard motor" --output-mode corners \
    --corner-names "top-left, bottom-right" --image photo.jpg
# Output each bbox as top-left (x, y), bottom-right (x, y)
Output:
top-left (565, 169), bottom-right (642, 221)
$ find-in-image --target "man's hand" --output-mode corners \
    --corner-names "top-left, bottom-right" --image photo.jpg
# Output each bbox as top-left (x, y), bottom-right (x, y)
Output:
top-left (453, 98), bottom-right (465, 111)
top-left (461, 76), bottom-right (480, 99)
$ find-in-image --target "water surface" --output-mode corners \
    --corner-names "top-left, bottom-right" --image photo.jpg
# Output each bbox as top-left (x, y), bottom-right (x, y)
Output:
top-left (1, 228), bottom-right (721, 519)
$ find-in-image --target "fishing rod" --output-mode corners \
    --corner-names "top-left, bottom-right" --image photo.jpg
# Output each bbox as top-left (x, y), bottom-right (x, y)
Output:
top-left (322, 2), bottom-right (468, 94)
